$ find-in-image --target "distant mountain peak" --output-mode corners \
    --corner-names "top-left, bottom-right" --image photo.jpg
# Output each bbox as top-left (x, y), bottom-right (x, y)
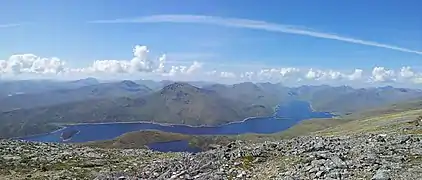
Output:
top-left (161, 82), bottom-right (199, 93)
top-left (379, 85), bottom-right (395, 90)
top-left (207, 83), bottom-right (227, 88)
top-left (235, 82), bottom-right (257, 86)
top-left (119, 80), bottom-right (140, 88)
top-left (232, 82), bottom-right (261, 91)
top-left (83, 77), bottom-right (99, 82)
top-left (71, 77), bottom-right (99, 85)
top-left (257, 82), bottom-right (274, 86)
top-left (159, 80), bottom-right (175, 86)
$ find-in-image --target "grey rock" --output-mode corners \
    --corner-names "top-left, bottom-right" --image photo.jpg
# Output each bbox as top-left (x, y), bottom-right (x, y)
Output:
top-left (315, 170), bottom-right (325, 177)
top-left (376, 134), bottom-right (387, 142)
top-left (1, 134), bottom-right (421, 179)
top-left (371, 169), bottom-right (391, 180)
top-left (330, 155), bottom-right (346, 168)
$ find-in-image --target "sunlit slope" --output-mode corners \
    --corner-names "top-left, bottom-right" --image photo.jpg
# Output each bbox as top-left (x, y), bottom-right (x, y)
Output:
top-left (317, 109), bottom-right (422, 136)
top-left (235, 100), bottom-right (422, 142)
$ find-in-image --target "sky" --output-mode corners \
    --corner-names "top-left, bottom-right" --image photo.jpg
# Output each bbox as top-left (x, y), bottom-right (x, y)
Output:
top-left (0, 0), bottom-right (421, 87)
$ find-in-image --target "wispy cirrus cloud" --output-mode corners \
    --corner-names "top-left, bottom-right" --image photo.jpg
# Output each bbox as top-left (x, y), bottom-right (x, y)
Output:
top-left (0, 23), bottom-right (22, 28)
top-left (90, 14), bottom-right (422, 55)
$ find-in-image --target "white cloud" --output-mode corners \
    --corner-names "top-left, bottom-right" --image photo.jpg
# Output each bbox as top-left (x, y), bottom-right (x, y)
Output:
top-left (0, 45), bottom-right (160, 75)
top-left (2, 44), bottom-right (422, 87)
top-left (90, 60), bottom-right (130, 73)
top-left (305, 69), bottom-right (325, 80)
top-left (205, 70), bottom-right (217, 75)
top-left (130, 45), bottom-right (154, 72)
top-left (305, 69), bottom-right (344, 81)
top-left (399, 66), bottom-right (415, 78)
top-left (0, 60), bottom-right (8, 72)
top-left (91, 14), bottom-right (422, 55)
top-left (156, 54), bottom-right (166, 73)
top-left (186, 61), bottom-right (202, 74)
top-left (348, 69), bottom-right (363, 80)
top-left (167, 66), bottom-right (186, 76)
top-left (220, 71), bottom-right (236, 78)
top-left (412, 78), bottom-right (422, 84)
top-left (0, 54), bottom-right (66, 74)
top-left (258, 68), bottom-right (282, 79)
top-left (240, 72), bottom-right (255, 80)
top-left (256, 67), bottom-right (302, 82)
top-left (163, 61), bottom-right (203, 77)
top-left (398, 66), bottom-right (422, 85)
top-left (326, 70), bottom-right (343, 80)
top-left (371, 67), bottom-right (396, 82)
top-left (81, 45), bottom-right (158, 74)
top-left (280, 67), bottom-right (301, 77)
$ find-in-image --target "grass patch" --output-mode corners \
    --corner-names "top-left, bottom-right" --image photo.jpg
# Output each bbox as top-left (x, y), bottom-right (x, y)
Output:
top-left (240, 155), bottom-right (254, 170)
top-left (408, 128), bottom-right (422, 135)
top-left (317, 109), bottom-right (422, 136)
top-left (275, 155), bottom-right (302, 171)
top-left (221, 118), bottom-right (351, 142)
top-left (82, 130), bottom-right (190, 149)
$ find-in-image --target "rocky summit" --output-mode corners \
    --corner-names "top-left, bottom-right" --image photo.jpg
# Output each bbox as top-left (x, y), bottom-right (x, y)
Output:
top-left (1, 134), bottom-right (421, 180)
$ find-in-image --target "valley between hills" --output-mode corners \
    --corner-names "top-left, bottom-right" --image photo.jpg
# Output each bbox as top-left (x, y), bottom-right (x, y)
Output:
top-left (0, 79), bottom-right (421, 179)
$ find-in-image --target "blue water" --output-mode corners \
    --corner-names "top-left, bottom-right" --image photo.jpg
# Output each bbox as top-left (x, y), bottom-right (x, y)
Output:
top-left (148, 140), bottom-right (202, 153)
top-left (20, 101), bottom-right (333, 151)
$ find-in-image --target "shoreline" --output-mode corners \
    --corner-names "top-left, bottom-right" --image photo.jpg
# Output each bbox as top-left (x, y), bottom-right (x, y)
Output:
top-left (61, 130), bottom-right (81, 142)
top-left (14, 125), bottom-right (67, 140)
top-left (17, 116), bottom-right (297, 141)
top-left (62, 115), bottom-right (287, 128)
top-left (17, 102), bottom-right (335, 140)
top-left (60, 103), bottom-right (306, 128)
top-left (61, 104), bottom-right (286, 127)
top-left (16, 116), bottom-right (278, 140)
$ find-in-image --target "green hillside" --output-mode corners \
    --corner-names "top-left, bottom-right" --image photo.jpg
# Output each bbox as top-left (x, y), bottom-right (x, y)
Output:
top-left (0, 82), bottom-right (274, 138)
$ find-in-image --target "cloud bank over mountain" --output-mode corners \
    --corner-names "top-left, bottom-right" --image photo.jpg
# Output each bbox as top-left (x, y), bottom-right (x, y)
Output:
top-left (1, 44), bottom-right (422, 87)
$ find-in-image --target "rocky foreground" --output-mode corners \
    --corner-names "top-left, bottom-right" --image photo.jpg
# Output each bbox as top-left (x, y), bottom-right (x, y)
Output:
top-left (1, 134), bottom-right (421, 180)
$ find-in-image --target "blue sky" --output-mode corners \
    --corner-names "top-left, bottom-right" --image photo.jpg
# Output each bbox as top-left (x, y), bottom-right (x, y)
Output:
top-left (0, 0), bottom-right (421, 86)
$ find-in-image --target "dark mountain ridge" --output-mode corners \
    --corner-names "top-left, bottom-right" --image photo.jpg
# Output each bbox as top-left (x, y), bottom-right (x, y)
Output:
top-left (0, 78), bottom-right (100, 97)
top-left (0, 82), bottom-right (274, 138)
top-left (1, 80), bottom-right (422, 138)
top-left (0, 80), bottom-right (152, 111)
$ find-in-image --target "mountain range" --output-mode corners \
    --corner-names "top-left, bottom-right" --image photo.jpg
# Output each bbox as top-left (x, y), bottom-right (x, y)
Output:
top-left (1, 78), bottom-right (422, 138)
top-left (0, 80), bottom-right (152, 111)
top-left (0, 78), bottom-right (100, 97)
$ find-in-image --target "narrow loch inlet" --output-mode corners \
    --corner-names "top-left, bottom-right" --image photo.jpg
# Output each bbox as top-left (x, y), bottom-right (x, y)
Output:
top-left (20, 101), bottom-right (333, 151)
